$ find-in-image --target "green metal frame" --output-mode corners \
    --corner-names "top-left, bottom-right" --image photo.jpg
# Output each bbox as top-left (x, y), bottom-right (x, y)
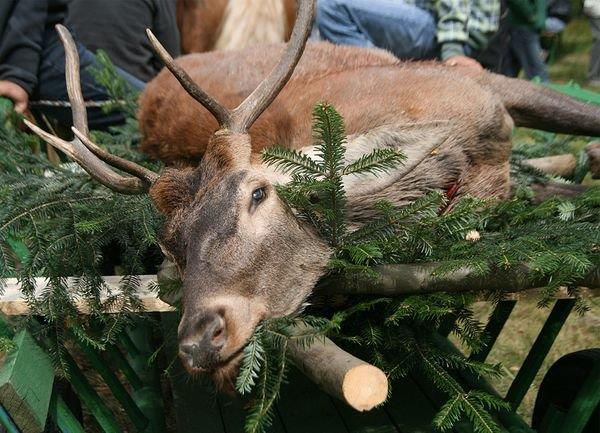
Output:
top-left (0, 317), bottom-right (166, 433)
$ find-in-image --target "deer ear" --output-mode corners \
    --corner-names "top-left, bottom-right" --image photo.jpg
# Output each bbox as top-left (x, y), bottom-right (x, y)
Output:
top-left (150, 167), bottom-right (199, 217)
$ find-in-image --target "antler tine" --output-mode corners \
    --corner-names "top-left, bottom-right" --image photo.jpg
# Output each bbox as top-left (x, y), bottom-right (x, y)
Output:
top-left (147, 0), bottom-right (314, 134)
top-left (71, 127), bottom-right (158, 184)
top-left (56, 25), bottom-right (88, 136)
top-left (23, 24), bottom-right (157, 195)
top-left (231, 0), bottom-right (315, 132)
top-left (146, 29), bottom-right (233, 128)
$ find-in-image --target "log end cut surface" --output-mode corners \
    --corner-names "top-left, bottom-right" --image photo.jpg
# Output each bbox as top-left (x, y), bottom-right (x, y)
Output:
top-left (342, 364), bottom-right (388, 411)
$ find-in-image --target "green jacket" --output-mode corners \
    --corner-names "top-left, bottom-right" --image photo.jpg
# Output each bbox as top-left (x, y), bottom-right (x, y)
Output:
top-left (508, 0), bottom-right (547, 30)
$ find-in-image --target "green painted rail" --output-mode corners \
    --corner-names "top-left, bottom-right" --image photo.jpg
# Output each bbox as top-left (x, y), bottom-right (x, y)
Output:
top-left (505, 299), bottom-right (575, 410)
top-left (469, 300), bottom-right (517, 363)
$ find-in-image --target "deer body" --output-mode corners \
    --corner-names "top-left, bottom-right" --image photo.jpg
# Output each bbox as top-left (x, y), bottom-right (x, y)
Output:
top-left (140, 42), bottom-right (514, 218)
top-left (137, 41), bottom-right (600, 385)
top-left (28, 1), bottom-right (600, 387)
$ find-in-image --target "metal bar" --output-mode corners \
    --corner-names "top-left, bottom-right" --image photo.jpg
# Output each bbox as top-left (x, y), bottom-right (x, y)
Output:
top-left (560, 361), bottom-right (600, 433)
top-left (0, 404), bottom-right (21, 433)
top-left (118, 330), bottom-right (142, 357)
top-left (48, 393), bottom-right (86, 433)
top-left (62, 350), bottom-right (122, 433)
top-left (125, 317), bottom-right (167, 433)
top-left (73, 336), bottom-right (149, 431)
top-left (105, 344), bottom-right (144, 390)
top-left (505, 298), bottom-right (575, 410)
top-left (431, 332), bottom-right (535, 432)
top-left (469, 300), bottom-right (517, 363)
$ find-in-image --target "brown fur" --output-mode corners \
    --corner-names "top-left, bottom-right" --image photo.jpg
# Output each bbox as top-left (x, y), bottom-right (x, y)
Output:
top-left (177, 0), bottom-right (228, 53)
top-left (140, 42), bottom-right (515, 206)
top-left (138, 42), bottom-right (600, 383)
top-left (176, 0), bottom-right (296, 53)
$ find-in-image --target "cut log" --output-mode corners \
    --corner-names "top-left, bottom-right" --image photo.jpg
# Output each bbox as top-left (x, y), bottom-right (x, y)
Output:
top-left (529, 182), bottom-right (589, 203)
top-left (524, 154), bottom-right (577, 177)
top-left (287, 332), bottom-right (388, 411)
top-left (319, 263), bottom-right (600, 296)
top-left (586, 141), bottom-right (600, 179)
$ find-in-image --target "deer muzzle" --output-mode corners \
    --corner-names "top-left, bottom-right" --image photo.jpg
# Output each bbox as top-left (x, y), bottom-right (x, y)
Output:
top-left (177, 296), bottom-right (267, 373)
top-left (179, 309), bottom-right (227, 370)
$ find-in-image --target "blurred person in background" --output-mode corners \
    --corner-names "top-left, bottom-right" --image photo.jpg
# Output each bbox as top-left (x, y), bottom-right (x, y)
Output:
top-left (502, 0), bottom-right (549, 81)
top-left (0, 0), bottom-right (178, 130)
top-left (584, 0), bottom-right (600, 86)
top-left (544, 0), bottom-right (571, 35)
top-left (315, 0), bottom-right (501, 70)
top-left (65, 0), bottom-right (179, 83)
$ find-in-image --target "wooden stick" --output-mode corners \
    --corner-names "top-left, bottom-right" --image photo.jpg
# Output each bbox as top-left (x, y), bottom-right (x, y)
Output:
top-left (0, 330), bottom-right (55, 433)
top-left (524, 154), bottom-right (576, 177)
top-left (3, 263), bottom-right (598, 315)
top-left (287, 332), bottom-right (388, 411)
top-left (586, 141), bottom-right (600, 179)
top-left (0, 276), bottom-right (172, 316)
top-left (528, 182), bottom-right (588, 203)
top-left (318, 263), bottom-right (600, 296)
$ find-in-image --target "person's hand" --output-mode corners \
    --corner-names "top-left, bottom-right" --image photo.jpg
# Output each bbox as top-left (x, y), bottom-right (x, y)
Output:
top-left (444, 55), bottom-right (483, 71)
top-left (0, 80), bottom-right (29, 113)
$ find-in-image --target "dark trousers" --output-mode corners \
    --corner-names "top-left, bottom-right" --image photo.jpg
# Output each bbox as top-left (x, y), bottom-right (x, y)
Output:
top-left (31, 28), bottom-right (145, 131)
top-left (503, 25), bottom-right (549, 82)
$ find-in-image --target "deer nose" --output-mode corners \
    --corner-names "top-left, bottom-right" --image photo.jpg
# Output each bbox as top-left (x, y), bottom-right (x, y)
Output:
top-left (178, 311), bottom-right (227, 370)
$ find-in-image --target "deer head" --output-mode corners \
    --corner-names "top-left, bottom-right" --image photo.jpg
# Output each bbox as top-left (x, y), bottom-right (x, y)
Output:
top-left (25, 1), bottom-right (331, 387)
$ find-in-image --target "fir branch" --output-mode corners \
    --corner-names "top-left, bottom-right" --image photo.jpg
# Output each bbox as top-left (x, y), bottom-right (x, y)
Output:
top-left (262, 147), bottom-right (326, 176)
top-left (236, 330), bottom-right (266, 395)
top-left (342, 148), bottom-right (406, 176)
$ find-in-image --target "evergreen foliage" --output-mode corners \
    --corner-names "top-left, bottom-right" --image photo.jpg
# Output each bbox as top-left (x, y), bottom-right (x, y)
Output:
top-left (238, 103), bottom-right (600, 433)
top-left (0, 54), bottom-right (597, 433)
top-left (0, 58), bottom-right (163, 372)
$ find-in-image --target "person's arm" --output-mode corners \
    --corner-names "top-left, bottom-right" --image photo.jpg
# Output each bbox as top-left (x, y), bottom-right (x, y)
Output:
top-left (436, 0), bottom-right (471, 61)
top-left (0, 0), bottom-right (48, 111)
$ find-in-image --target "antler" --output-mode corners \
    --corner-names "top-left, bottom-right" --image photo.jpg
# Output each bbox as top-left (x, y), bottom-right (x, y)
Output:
top-left (24, 25), bottom-right (158, 195)
top-left (147, 0), bottom-right (315, 134)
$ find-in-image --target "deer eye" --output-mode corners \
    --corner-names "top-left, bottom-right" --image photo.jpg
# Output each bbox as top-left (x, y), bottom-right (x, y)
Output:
top-left (252, 187), bottom-right (266, 203)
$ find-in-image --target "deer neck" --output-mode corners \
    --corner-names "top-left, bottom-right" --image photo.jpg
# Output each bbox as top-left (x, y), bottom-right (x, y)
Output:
top-left (204, 131), bottom-right (252, 171)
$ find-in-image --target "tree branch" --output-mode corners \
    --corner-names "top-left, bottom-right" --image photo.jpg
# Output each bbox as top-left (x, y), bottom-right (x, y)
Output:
top-left (586, 141), bottom-right (600, 179)
top-left (523, 154), bottom-right (576, 178)
top-left (318, 263), bottom-right (600, 296)
top-left (287, 331), bottom-right (388, 411)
